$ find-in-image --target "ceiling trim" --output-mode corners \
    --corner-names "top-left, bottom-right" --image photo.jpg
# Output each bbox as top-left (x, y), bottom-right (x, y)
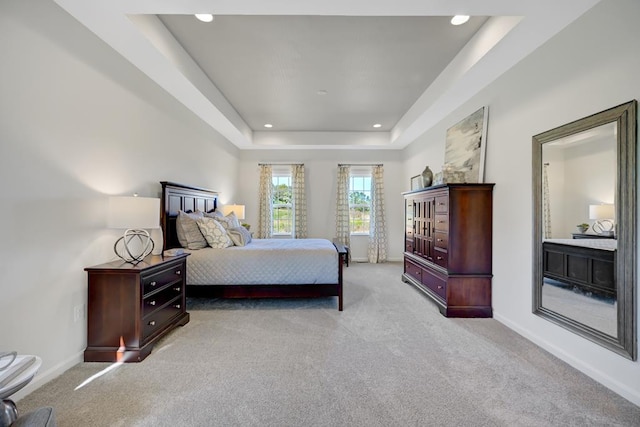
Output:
top-left (53, 0), bottom-right (600, 150)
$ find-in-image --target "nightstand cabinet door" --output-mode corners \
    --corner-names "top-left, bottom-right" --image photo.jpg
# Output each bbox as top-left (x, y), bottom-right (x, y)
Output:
top-left (84, 254), bottom-right (190, 362)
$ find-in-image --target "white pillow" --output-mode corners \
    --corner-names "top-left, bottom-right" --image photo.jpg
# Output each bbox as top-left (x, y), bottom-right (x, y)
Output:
top-left (176, 210), bottom-right (207, 249)
top-left (227, 226), bottom-right (252, 247)
top-left (196, 217), bottom-right (233, 248)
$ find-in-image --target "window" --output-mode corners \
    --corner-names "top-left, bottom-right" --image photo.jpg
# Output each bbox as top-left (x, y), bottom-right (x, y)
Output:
top-left (349, 173), bottom-right (371, 234)
top-left (272, 173), bottom-right (292, 235)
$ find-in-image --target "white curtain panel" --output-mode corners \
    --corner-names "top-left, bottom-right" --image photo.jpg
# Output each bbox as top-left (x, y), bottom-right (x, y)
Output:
top-left (257, 164), bottom-right (273, 238)
top-left (543, 163), bottom-right (552, 239)
top-left (335, 165), bottom-right (351, 259)
top-left (291, 164), bottom-right (308, 238)
top-left (368, 165), bottom-right (388, 263)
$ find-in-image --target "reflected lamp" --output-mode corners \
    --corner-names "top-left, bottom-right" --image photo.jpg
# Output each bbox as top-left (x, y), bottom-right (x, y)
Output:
top-left (108, 196), bottom-right (160, 264)
top-left (589, 203), bottom-right (615, 236)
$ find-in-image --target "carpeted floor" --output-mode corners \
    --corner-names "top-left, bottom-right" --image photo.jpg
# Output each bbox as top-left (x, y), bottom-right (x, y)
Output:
top-left (16, 262), bottom-right (640, 426)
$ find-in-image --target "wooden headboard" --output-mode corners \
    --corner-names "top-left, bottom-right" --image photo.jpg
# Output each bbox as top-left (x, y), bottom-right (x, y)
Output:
top-left (160, 181), bottom-right (219, 250)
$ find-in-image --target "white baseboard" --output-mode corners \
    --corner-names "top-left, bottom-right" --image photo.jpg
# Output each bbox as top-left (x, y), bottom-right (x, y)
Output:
top-left (14, 351), bottom-right (84, 403)
top-left (493, 312), bottom-right (640, 407)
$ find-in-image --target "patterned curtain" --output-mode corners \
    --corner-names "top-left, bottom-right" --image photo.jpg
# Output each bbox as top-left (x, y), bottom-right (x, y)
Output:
top-left (542, 163), bottom-right (552, 239)
top-left (257, 164), bottom-right (273, 238)
top-left (368, 165), bottom-right (388, 263)
top-left (291, 164), bottom-right (307, 238)
top-left (335, 165), bottom-right (351, 261)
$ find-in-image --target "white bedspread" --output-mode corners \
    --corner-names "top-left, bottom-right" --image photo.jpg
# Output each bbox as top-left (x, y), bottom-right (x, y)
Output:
top-left (543, 238), bottom-right (617, 251)
top-left (185, 238), bottom-right (339, 285)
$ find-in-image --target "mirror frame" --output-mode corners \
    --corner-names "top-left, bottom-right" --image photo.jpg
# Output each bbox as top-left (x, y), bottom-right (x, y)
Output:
top-left (532, 100), bottom-right (637, 360)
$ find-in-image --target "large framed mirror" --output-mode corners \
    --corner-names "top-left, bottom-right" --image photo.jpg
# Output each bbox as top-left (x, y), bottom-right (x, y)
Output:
top-left (533, 100), bottom-right (637, 360)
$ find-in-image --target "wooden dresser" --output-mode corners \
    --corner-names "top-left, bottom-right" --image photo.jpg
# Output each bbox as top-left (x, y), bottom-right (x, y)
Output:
top-left (84, 254), bottom-right (190, 362)
top-left (402, 184), bottom-right (494, 317)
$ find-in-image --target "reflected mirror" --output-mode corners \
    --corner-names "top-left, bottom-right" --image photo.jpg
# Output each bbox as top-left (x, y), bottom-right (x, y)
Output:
top-left (533, 100), bottom-right (637, 360)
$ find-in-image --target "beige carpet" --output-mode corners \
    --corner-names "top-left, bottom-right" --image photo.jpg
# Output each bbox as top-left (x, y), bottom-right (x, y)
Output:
top-left (17, 262), bottom-right (640, 426)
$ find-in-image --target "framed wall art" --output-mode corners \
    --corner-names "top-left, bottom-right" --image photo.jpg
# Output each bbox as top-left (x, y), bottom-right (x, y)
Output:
top-left (410, 175), bottom-right (422, 191)
top-left (444, 106), bottom-right (489, 183)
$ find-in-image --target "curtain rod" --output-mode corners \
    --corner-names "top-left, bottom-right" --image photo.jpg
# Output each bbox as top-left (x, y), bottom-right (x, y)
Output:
top-left (338, 163), bottom-right (383, 167)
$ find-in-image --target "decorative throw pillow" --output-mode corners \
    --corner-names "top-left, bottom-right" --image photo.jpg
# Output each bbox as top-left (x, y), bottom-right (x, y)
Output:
top-left (196, 217), bottom-right (233, 248)
top-left (203, 210), bottom-right (223, 218)
top-left (227, 226), bottom-right (252, 247)
top-left (211, 211), bottom-right (241, 230)
top-left (176, 210), bottom-right (207, 249)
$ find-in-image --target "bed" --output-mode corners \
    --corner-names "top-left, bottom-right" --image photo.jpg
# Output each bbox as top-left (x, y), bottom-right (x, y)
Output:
top-left (542, 238), bottom-right (616, 297)
top-left (160, 181), bottom-right (344, 310)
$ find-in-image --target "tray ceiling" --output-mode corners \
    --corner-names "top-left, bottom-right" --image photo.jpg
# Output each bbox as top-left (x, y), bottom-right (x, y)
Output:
top-left (53, 0), bottom-right (600, 150)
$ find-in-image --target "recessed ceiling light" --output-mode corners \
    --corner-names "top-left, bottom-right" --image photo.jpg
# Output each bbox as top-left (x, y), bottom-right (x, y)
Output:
top-left (373, 123), bottom-right (382, 128)
top-left (195, 14), bottom-right (214, 23)
top-left (264, 124), bottom-right (273, 128)
top-left (451, 15), bottom-right (470, 25)
top-left (317, 89), bottom-right (328, 95)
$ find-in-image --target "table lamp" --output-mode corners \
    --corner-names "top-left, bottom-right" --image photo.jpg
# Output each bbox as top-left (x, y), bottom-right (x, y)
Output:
top-left (222, 204), bottom-right (245, 220)
top-left (108, 195), bottom-right (160, 264)
top-left (589, 203), bottom-right (615, 236)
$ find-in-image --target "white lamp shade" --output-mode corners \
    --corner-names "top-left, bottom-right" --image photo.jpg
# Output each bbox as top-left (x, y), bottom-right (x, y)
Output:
top-left (588, 204), bottom-right (615, 220)
top-left (108, 196), bottom-right (160, 229)
top-left (222, 204), bottom-right (245, 220)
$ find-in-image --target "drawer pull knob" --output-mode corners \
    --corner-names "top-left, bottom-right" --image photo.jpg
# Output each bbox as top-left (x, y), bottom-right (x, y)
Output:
top-left (175, 304), bottom-right (181, 309)
top-left (149, 320), bottom-right (156, 326)
top-left (174, 287), bottom-right (181, 292)
top-left (437, 238), bottom-right (443, 242)
top-left (437, 220), bottom-right (444, 223)
top-left (149, 300), bottom-right (156, 306)
top-left (437, 285), bottom-right (443, 289)
top-left (175, 270), bottom-right (182, 275)
top-left (437, 256), bottom-right (443, 260)
top-left (438, 202), bottom-right (445, 205)
top-left (150, 281), bottom-right (157, 287)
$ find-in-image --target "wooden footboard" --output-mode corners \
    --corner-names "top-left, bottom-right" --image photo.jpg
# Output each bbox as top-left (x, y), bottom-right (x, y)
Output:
top-left (161, 181), bottom-right (344, 310)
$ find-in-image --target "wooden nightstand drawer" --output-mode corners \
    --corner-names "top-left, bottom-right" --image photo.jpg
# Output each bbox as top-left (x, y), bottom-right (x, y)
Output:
top-left (142, 262), bottom-right (184, 295)
top-left (143, 283), bottom-right (183, 318)
top-left (143, 296), bottom-right (183, 340)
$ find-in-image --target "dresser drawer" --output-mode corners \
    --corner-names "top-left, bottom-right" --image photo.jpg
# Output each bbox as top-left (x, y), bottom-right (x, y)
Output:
top-left (433, 248), bottom-right (448, 269)
top-left (435, 196), bottom-right (449, 213)
top-left (434, 232), bottom-right (448, 250)
top-left (143, 283), bottom-right (183, 318)
top-left (142, 262), bottom-right (184, 295)
top-left (143, 296), bottom-right (183, 340)
top-left (422, 268), bottom-right (447, 300)
top-left (405, 259), bottom-right (423, 282)
top-left (434, 214), bottom-right (449, 232)
top-left (405, 239), bottom-right (414, 253)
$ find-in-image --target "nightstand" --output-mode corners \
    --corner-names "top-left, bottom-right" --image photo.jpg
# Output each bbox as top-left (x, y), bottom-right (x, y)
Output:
top-left (84, 254), bottom-right (190, 363)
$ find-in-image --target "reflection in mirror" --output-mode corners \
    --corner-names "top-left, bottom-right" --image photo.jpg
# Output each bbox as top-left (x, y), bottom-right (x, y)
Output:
top-left (541, 123), bottom-right (617, 336)
top-left (533, 101), bottom-right (637, 360)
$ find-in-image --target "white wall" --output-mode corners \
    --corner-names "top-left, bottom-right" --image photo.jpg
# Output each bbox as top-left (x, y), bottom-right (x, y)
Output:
top-left (2, 0), bottom-right (639, 409)
top-left (0, 0), bottom-right (240, 398)
top-left (238, 150), bottom-right (405, 261)
top-left (403, 0), bottom-right (640, 405)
